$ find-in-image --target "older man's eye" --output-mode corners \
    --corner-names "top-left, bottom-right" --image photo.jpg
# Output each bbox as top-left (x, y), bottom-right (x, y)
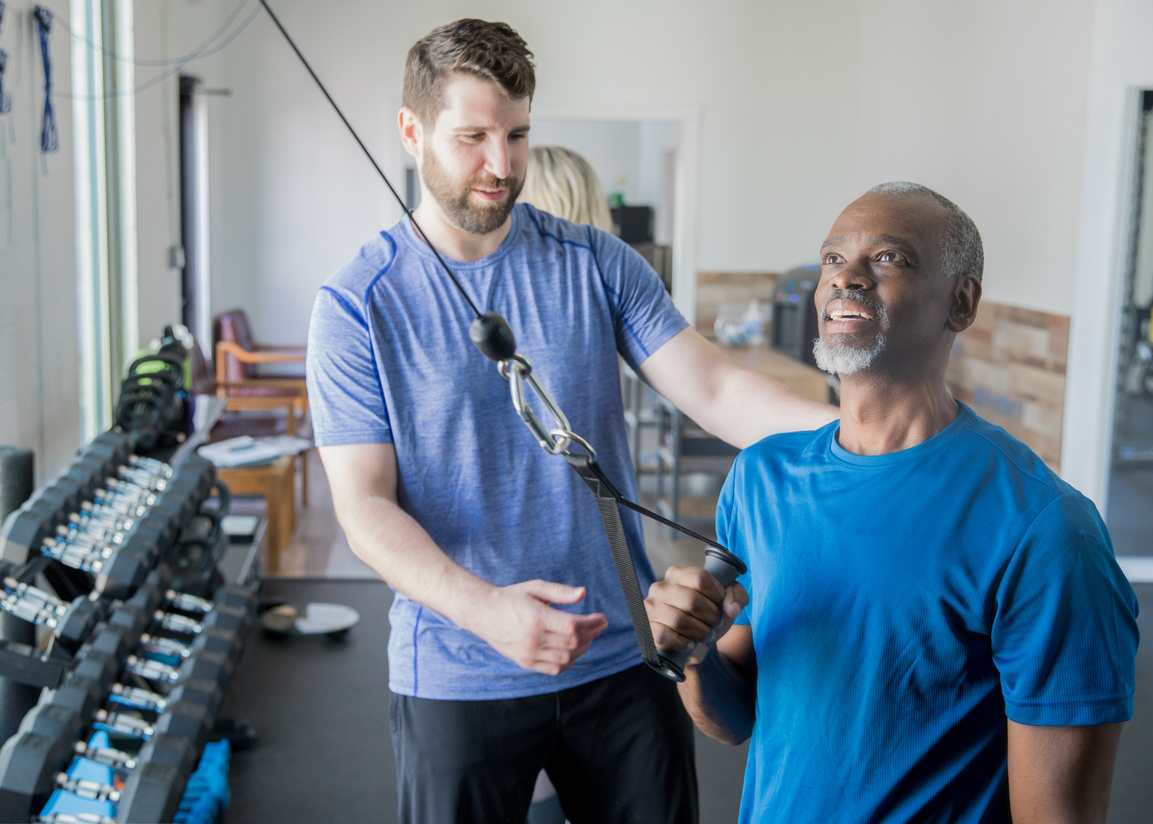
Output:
top-left (823, 254), bottom-right (842, 265)
top-left (878, 251), bottom-right (903, 263)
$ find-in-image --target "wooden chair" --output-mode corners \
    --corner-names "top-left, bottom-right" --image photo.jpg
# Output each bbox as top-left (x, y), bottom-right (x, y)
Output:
top-left (213, 309), bottom-right (308, 418)
top-left (191, 339), bottom-right (312, 507)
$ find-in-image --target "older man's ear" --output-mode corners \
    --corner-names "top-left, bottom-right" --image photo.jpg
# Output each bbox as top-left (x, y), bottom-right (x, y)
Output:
top-left (947, 274), bottom-right (982, 333)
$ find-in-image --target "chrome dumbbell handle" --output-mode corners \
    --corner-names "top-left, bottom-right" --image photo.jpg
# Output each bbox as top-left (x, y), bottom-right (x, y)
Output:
top-left (114, 464), bottom-right (168, 491)
top-left (93, 707), bottom-right (155, 738)
top-left (1, 577), bottom-right (65, 612)
top-left (127, 454), bottom-right (174, 477)
top-left (73, 739), bottom-right (137, 772)
top-left (54, 773), bottom-right (121, 803)
top-left (165, 590), bottom-right (214, 614)
top-left (124, 654), bottom-right (180, 685)
top-left (110, 682), bottom-right (168, 713)
top-left (139, 632), bottom-right (192, 660)
top-left (153, 610), bottom-right (202, 636)
top-left (34, 812), bottom-right (117, 824)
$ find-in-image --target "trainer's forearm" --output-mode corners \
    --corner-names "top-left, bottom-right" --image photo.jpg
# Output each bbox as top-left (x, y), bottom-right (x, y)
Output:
top-left (333, 492), bottom-right (496, 630)
top-left (678, 646), bottom-right (757, 745)
top-left (698, 364), bottom-right (837, 448)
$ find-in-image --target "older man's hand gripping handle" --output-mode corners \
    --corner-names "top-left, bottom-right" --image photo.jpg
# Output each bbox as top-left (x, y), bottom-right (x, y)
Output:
top-left (647, 551), bottom-right (747, 679)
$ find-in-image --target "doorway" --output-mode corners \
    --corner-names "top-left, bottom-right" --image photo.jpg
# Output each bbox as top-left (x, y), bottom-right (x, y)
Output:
top-left (1106, 90), bottom-right (1153, 557)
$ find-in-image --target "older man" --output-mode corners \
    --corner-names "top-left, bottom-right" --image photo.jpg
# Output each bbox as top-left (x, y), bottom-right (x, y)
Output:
top-left (645, 182), bottom-right (1139, 823)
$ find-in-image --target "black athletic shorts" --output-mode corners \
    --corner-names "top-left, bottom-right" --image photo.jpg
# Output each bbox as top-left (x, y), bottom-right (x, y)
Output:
top-left (389, 663), bottom-right (699, 824)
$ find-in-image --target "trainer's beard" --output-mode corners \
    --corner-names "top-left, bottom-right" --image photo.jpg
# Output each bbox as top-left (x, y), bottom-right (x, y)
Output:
top-left (422, 143), bottom-right (524, 235)
top-left (812, 334), bottom-right (887, 376)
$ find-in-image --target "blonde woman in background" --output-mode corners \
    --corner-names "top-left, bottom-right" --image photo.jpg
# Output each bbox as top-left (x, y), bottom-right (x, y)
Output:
top-left (520, 145), bottom-right (614, 232)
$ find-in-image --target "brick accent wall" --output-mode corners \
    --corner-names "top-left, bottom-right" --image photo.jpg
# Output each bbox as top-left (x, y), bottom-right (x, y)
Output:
top-left (946, 303), bottom-right (1070, 472)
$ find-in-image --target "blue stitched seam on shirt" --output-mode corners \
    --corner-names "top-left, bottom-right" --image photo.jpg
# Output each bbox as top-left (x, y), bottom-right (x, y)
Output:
top-left (524, 207), bottom-right (653, 361)
top-left (411, 605), bottom-right (423, 694)
top-left (318, 285), bottom-right (367, 330)
top-left (361, 232), bottom-right (398, 420)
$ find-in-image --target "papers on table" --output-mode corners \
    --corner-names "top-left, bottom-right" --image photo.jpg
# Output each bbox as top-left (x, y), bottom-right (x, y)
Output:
top-left (197, 434), bottom-right (312, 468)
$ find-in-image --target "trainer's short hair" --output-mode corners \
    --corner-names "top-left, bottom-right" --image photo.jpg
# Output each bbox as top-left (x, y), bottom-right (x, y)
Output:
top-left (867, 181), bottom-right (984, 281)
top-left (403, 19), bottom-right (535, 125)
top-left (521, 146), bottom-right (613, 232)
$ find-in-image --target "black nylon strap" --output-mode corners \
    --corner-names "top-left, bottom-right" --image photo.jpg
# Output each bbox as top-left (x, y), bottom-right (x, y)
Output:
top-left (564, 454), bottom-right (668, 675)
top-left (564, 453), bottom-right (749, 681)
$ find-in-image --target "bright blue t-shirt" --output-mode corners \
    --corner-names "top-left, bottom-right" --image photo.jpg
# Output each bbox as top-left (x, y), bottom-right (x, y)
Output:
top-left (718, 404), bottom-right (1138, 822)
top-left (306, 204), bottom-right (688, 699)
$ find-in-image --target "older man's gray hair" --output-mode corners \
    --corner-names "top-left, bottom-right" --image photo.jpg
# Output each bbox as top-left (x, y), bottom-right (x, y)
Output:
top-left (868, 182), bottom-right (984, 282)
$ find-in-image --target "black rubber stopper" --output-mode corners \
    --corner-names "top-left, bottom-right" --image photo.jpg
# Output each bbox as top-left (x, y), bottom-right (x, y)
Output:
top-left (469, 312), bottom-right (518, 362)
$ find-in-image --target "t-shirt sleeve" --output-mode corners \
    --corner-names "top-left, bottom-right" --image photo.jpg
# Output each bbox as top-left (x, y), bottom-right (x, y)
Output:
top-left (589, 229), bottom-right (688, 370)
top-left (717, 459), bottom-right (753, 627)
top-left (306, 284), bottom-right (393, 446)
top-left (992, 493), bottom-right (1139, 726)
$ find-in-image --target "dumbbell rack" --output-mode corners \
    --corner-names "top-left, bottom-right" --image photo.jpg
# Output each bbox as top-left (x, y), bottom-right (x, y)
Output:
top-left (0, 430), bottom-right (259, 823)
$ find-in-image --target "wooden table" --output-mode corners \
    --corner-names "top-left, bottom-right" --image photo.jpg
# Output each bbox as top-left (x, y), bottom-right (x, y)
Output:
top-left (215, 455), bottom-right (295, 573)
top-left (715, 343), bottom-right (830, 404)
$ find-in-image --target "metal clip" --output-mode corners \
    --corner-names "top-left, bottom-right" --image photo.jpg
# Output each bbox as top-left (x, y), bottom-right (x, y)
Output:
top-left (498, 355), bottom-right (572, 454)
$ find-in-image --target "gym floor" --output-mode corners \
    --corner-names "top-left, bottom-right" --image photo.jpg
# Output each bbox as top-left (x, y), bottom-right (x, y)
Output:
top-left (224, 452), bottom-right (1152, 822)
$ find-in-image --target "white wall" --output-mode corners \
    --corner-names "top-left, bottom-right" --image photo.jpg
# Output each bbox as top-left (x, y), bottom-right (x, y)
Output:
top-left (193, 0), bottom-right (1099, 326)
top-left (1064, 0), bottom-right (1153, 504)
top-left (0, 0), bottom-right (81, 483)
top-left (129, 1), bottom-right (186, 348)
top-left (117, 0), bottom-right (1145, 503)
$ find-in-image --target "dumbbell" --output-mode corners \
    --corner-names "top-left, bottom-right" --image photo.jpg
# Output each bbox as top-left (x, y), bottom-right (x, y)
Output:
top-left (68, 615), bottom-right (238, 708)
top-left (40, 533), bottom-right (158, 602)
top-left (49, 665), bottom-right (225, 744)
top-left (114, 589), bottom-right (251, 639)
top-left (12, 699), bottom-right (204, 767)
top-left (0, 570), bottom-right (105, 648)
top-left (0, 714), bottom-right (199, 823)
top-left (34, 812), bottom-right (116, 823)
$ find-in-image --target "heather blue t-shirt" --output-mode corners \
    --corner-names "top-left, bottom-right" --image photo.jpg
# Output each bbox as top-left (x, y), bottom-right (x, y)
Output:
top-left (307, 204), bottom-right (688, 699)
top-left (719, 404), bottom-right (1138, 822)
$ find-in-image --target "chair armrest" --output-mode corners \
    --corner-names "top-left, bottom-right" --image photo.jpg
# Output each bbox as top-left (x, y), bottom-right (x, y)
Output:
top-left (216, 341), bottom-right (306, 365)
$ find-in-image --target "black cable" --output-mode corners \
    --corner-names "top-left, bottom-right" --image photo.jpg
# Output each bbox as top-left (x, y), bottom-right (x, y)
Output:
top-left (255, 0), bottom-right (483, 319)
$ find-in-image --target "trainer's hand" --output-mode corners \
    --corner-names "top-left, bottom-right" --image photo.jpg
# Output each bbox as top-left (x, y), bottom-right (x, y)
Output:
top-left (473, 580), bottom-right (608, 676)
top-left (645, 565), bottom-right (747, 664)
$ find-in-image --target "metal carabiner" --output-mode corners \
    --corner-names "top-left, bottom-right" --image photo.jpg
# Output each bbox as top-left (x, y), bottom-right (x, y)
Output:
top-left (498, 355), bottom-right (573, 455)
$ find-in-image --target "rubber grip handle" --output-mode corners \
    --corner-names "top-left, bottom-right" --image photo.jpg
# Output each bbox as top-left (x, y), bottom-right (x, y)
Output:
top-left (656, 550), bottom-right (745, 681)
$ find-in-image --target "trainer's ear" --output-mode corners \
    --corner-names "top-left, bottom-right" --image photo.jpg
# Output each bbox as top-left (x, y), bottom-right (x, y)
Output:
top-left (947, 274), bottom-right (981, 333)
top-left (398, 106), bottom-right (423, 160)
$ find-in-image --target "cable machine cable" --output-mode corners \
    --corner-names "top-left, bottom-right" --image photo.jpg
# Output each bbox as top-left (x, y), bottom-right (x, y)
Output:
top-left (256, 0), bottom-right (744, 681)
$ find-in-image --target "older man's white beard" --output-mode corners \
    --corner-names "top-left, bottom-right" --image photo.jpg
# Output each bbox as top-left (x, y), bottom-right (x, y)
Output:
top-left (812, 334), bottom-right (886, 376)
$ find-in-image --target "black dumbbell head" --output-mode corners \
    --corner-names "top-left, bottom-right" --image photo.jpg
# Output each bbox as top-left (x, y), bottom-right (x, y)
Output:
top-left (48, 672), bottom-right (111, 722)
top-left (16, 700), bottom-right (85, 743)
top-left (116, 759), bottom-right (187, 824)
top-left (0, 731), bottom-right (74, 820)
top-left (55, 596), bottom-right (104, 646)
top-left (93, 545), bottom-right (149, 600)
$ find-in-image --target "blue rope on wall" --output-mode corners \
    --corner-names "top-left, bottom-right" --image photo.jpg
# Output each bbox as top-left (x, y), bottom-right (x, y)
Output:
top-left (0, 2), bottom-right (9, 116)
top-left (0, 51), bottom-right (9, 116)
top-left (34, 5), bottom-right (58, 153)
